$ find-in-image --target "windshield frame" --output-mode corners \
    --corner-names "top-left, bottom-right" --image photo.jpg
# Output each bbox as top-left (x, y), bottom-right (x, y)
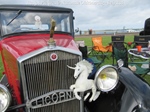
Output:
top-left (0, 5), bottom-right (74, 39)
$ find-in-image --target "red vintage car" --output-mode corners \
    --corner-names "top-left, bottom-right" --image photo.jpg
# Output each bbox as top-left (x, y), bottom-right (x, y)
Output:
top-left (0, 5), bottom-right (82, 112)
top-left (1, 4), bottom-right (150, 112)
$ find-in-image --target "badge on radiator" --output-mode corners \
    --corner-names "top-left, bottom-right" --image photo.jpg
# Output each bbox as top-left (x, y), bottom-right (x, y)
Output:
top-left (50, 53), bottom-right (58, 61)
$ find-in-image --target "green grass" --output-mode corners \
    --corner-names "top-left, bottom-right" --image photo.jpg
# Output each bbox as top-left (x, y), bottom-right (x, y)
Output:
top-left (75, 34), bottom-right (134, 47)
top-left (0, 55), bottom-right (4, 78)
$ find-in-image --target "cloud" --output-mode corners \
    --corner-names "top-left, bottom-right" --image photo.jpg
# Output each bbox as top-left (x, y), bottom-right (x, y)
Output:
top-left (0, 0), bottom-right (28, 4)
top-left (1, 0), bottom-right (150, 30)
top-left (61, 0), bottom-right (150, 30)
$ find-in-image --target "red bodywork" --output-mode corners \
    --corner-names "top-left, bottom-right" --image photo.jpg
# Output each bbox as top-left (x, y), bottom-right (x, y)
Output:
top-left (0, 33), bottom-right (78, 104)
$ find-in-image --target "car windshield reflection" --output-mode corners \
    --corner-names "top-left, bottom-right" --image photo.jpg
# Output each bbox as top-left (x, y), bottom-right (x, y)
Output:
top-left (0, 11), bottom-right (71, 37)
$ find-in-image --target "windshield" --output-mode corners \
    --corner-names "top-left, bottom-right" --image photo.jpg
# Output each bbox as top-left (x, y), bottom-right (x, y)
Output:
top-left (0, 11), bottom-right (71, 37)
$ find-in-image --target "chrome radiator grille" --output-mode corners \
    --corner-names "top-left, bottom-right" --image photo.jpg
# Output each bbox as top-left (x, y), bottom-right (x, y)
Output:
top-left (20, 50), bottom-right (81, 112)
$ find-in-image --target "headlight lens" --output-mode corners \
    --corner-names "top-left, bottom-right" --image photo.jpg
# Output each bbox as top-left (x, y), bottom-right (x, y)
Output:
top-left (0, 84), bottom-right (11, 112)
top-left (95, 65), bottom-right (119, 92)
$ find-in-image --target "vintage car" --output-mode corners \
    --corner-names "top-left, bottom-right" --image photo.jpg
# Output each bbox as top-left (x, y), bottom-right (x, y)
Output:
top-left (0, 4), bottom-right (150, 112)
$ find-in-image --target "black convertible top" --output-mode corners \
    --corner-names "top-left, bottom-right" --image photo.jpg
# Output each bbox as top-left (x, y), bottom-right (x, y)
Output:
top-left (0, 4), bottom-right (73, 13)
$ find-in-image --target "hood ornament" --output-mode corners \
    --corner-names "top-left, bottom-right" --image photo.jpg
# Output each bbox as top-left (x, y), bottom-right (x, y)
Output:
top-left (48, 18), bottom-right (56, 49)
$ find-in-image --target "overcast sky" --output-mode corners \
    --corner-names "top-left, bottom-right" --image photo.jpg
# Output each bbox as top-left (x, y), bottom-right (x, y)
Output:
top-left (1, 0), bottom-right (150, 31)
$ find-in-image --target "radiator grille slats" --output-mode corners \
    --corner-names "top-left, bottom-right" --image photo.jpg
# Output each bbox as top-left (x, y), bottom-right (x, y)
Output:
top-left (30, 100), bottom-right (80, 112)
top-left (21, 51), bottom-right (81, 112)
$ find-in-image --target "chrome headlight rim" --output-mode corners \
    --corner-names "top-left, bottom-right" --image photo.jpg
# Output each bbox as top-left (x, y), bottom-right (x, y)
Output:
top-left (94, 65), bottom-right (119, 92)
top-left (0, 84), bottom-right (11, 112)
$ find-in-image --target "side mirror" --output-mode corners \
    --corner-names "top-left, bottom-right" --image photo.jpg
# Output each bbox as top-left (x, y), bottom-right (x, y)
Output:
top-left (117, 59), bottom-right (124, 68)
top-left (75, 27), bottom-right (79, 33)
top-left (73, 16), bottom-right (75, 20)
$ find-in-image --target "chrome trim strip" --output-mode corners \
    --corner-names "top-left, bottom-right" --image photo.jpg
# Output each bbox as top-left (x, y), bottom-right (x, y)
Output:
top-left (18, 46), bottom-right (81, 62)
top-left (80, 92), bottom-right (84, 112)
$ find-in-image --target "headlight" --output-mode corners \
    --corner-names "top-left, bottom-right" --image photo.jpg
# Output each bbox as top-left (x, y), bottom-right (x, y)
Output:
top-left (0, 84), bottom-right (11, 112)
top-left (95, 65), bottom-right (119, 92)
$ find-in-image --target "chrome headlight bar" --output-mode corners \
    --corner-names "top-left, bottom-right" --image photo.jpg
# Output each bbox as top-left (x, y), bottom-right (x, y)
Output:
top-left (0, 84), bottom-right (11, 112)
top-left (94, 65), bottom-right (119, 92)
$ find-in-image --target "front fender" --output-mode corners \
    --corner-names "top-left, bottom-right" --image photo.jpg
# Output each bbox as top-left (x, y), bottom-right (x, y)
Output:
top-left (119, 67), bottom-right (150, 109)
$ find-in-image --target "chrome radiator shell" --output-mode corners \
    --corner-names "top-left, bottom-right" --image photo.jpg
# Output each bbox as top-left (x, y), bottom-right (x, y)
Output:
top-left (17, 46), bottom-right (82, 112)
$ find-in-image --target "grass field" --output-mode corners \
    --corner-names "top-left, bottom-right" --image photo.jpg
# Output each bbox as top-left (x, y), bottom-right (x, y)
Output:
top-left (75, 34), bottom-right (134, 46)
top-left (0, 55), bottom-right (4, 78)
